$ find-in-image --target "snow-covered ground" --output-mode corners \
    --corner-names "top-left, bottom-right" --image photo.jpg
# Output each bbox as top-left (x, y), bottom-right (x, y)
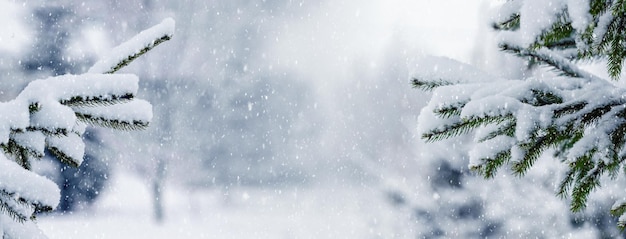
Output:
top-left (39, 172), bottom-right (412, 239)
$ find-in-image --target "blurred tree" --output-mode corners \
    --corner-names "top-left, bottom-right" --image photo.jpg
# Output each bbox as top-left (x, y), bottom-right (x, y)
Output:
top-left (206, 72), bottom-right (313, 186)
top-left (22, 7), bottom-right (72, 75)
top-left (104, 0), bottom-right (317, 190)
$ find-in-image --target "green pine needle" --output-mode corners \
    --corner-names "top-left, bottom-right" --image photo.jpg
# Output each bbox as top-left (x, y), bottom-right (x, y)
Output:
top-left (492, 13), bottom-right (520, 31)
top-left (411, 78), bottom-right (454, 91)
top-left (612, 202), bottom-right (626, 217)
top-left (434, 102), bottom-right (465, 118)
top-left (0, 190), bottom-right (29, 223)
top-left (47, 145), bottom-right (80, 168)
top-left (477, 121), bottom-right (516, 143)
top-left (522, 89), bottom-right (563, 106)
top-left (471, 150), bottom-right (512, 179)
top-left (422, 115), bottom-right (512, 142)
top-left (104, 35), bottom-right (172, 74)
top-left (75, 112), bottom-right (149, 131)
top-left (60, 93), bottom-right (134, 107)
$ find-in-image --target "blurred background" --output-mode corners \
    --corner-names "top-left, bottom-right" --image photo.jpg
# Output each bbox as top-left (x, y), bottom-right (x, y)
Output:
top-left (0, 0), bottom-right (623, 238)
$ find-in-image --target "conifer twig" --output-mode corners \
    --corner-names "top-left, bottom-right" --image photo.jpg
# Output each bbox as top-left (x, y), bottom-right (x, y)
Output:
top-left (500, 43), bottom-right (605, 81)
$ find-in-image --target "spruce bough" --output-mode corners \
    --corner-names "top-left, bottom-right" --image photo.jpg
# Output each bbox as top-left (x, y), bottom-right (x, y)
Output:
top-left (0, 18), bottom-right (174, 238)
top-left (413, 0), bottom-right (626, 228)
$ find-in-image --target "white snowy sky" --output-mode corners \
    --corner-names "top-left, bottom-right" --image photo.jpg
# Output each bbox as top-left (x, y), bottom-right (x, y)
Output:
top-left (269, 0), bottom-right (485, 73)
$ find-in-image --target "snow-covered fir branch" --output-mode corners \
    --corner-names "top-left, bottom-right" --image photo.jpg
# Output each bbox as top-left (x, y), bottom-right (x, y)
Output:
top-left (0, 18), bottom-right (174, 238)
top-left (414, 0), bottom-right (626, 229)
top-left (88, 18), bottom-right (175, 74)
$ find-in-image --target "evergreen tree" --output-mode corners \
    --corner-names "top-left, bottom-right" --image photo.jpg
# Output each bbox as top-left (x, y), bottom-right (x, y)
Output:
top-left (0, 18), bottom-right (174, 238)
top-left (413, 0), bottom-right (626, 228)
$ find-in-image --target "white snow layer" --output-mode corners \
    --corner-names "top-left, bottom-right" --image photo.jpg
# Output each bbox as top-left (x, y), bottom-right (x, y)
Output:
top-left (88, 18), bottom-right (175, 74)
top-left (0, 102), bottom-right (29, 144)
top-left (0, 155), bottom-right (60, 208)
top-left (12, 131), bottom-right (46, 157)
top-left (593, 11), bottom-right (614, 47)
top-left (501, 0), bottom-right (565, 47)
top-left (469, 135), bottom-right (516, 168)
top-left (0, 213), bottom-right (47, 239)
top-left (20, 73), bottom-right (139, 104)
top-left (46, 133), bottom-right (86, 165)
top-left (567, 0), bottom-right (591, 33)
top-left (495, 0), bottom-right (599, 50)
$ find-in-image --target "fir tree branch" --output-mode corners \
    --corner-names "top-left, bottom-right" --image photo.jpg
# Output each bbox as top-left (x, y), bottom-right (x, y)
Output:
top-left (0, 18), bottom-right (173, 230)
top-left (411, 77), bottom-right (454, 91)
top-left (612, 0), bottom-right (626, 17)
top-left (544, 38), bottom-right (576, 51)
top-left (75, 112), bottom-right (149, 131)
top-left (492, 13), bottom-right (520, 31)
top-left (434, 102), bottom-right (466, 118)
top-left (471, 150), bottom-right (511, 178)
top-left (570, 156), bottom-right (603, 212)
top-left (607, 18), bottom-right (625, 79)
top-left (24, 127), bottom-right (68, 137)
top-left (89, 18), bottom-right (175, 74)
top-left (590, 0), bottom-right (611, 16)
top-left (513, 127), bottom-right (570, 176)
top-left (0, 139), bottom-right (45, 170)
top-left (521, 89), bottom-right (563, 106)
top-left (477, 121), bottom-right (516, 143)
top-left (422, 115), bottom-right (513, 142)
top-left (609, 119), bottom-right (626, 168)
top-left (104, 35), bottom-right (171, 74)
top-left (553, 102), bottom-right (587, 118)
top-left (60, 93), bottom-right (134, 107)
top-left (500, 43), bottom-right (605, 81)
top-left (595, 12), bottom-right (617, 54)
top-left (577, 1), bottom-right (611, 57)
top-left (579, 104), bottom-right (614, 126)
top-left (557, 168), bottom-right (576, 199)
top-left (0, 190), bottom-right (30, 223)
top-left (46, 145), bottom-right (80, 168)
top-left (414, 0), bottom-right (626, 229)
top-left (534, 16), bottom-right (575, 51)
top-left (611, 200), bottom-right (626, 230)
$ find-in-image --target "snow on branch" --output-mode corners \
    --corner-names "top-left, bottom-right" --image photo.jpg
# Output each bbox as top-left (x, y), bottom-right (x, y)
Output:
top-left (494, 0), bottom-right (626, 80)
top-left (499, 43), bottom-right (605, 81)
top-left (0, 154), bottom-right (60, 221)
top-left (414, 56), bottom-right (626, 213)
top-left (0, 73), bottom-right (150, 224)
top-left (88, 18), bottom-right (175, 74)
top-left (414, 0), bottom-right (626, 230)
top-left (73, 99), bottom-right (153, 131)
top-left (0, 18), bottom-right (174, 238)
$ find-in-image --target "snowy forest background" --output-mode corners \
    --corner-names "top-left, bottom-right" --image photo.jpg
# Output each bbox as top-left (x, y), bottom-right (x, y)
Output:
top-left (2, 0), bottom-right (624, 238)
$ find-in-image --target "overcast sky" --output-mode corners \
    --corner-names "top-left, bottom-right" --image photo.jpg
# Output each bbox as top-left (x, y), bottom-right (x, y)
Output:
top-left (268, 0), bottom-right (485, 73)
